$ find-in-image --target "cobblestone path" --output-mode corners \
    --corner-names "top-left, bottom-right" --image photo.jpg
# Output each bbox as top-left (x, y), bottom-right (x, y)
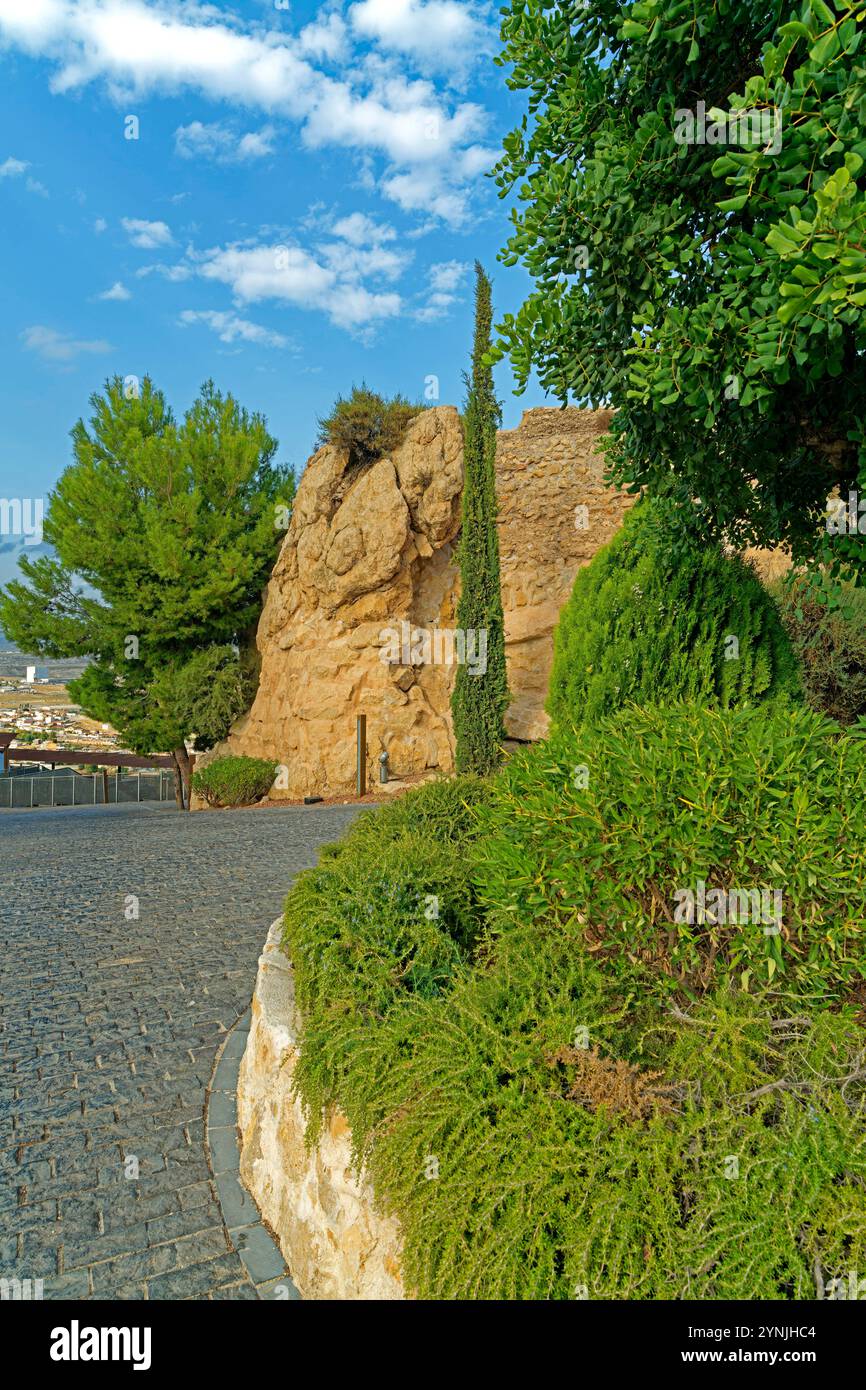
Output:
top-left (0, 801), bottom-right (358, 1300)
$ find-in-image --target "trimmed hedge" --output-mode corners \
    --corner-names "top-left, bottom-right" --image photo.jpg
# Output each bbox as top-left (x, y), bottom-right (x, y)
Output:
top-left (192, 755), bottom-right (277, 808)
top-left (547, 503), bottom-right (801, 733)
top-left (281, 717), bottom-right (866, 1299)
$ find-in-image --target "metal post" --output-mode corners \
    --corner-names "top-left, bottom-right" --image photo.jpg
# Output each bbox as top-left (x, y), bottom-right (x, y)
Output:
top-left (356, 715), bottom-right (367, 798)
top-left (137, 772), bottom-right (141, 803)
top-left (50, 776), bottom-right (54, 808)
top-left (72, 776), bottom-right (76, 808)
top-left (117, 766), bottom-right (121, 805)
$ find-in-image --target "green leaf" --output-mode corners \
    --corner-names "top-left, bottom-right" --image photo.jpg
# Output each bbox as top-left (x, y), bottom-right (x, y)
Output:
top-left (810, 30), bottom-right (841, 64)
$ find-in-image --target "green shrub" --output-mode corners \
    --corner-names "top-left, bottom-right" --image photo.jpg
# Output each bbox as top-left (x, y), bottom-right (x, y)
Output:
top-left (473, 703), bottom-right (866, 1003)
top-left (285, 843), bottom-right (866, 1298)
top-left (283, 821), bottom-right (485, 1146)
top-left (192, 755), bottom-right (277, 808)
top-left (281, 705), bottom-right (866, 1299)
top-left (775, 576), bottom-right (866, 725)
top-left (366, 972), bottom-right (866, 1300)
top-left (337, 774), bottom-right (493, 856)
top-left (547, 503), bottom-right (801, 733)
top-left (316, 385), bottom-right (425, 471)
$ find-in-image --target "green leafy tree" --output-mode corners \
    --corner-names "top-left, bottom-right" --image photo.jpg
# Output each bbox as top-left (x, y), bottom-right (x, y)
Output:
top-left (548, 501), bottom-right (801, 731)
top-left (0, 376), bottom-right (292, 806)
top-left (452, 263), bottom-right (509, 774)
top-left (492, 0), bottom-right (866, 582)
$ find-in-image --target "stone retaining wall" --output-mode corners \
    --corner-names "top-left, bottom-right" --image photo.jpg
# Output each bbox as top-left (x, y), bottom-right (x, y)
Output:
top-left (237, 919), bottom-right (405, 1300)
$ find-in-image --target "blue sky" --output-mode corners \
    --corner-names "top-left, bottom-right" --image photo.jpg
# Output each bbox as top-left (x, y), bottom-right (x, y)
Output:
top-left (0, 0), bottom-right (549, 596)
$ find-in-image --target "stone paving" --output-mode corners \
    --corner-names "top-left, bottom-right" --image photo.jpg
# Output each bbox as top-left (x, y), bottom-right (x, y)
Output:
top-left (0, 800), bottom-right (359, 1300)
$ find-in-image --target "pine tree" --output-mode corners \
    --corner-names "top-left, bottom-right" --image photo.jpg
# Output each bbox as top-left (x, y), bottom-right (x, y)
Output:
top-left (451, 263), bottom-right (509, 774)
top-left (0, 376), bottom-right (292, 806)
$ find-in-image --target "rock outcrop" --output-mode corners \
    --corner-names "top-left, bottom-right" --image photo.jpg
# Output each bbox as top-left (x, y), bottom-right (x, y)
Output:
top-left (237, 920), bottom-right (405, 1300)
top-left (217, 405), bottom-right (632, 800)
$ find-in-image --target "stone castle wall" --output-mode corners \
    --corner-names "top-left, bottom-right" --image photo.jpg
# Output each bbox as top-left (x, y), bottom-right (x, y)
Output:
top-left (215, 406), bottom-right (633, 800)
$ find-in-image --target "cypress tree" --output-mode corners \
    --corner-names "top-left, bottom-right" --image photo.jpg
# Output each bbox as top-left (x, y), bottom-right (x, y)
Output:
top-left (451, 263), bottom-right (509, 774)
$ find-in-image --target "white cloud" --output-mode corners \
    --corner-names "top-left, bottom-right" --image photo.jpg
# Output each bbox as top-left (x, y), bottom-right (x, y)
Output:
top-left (430, 260), bottom-right (467, 294)
top-left (136, 261), bottom-right (192, 282)
top-left (175, 120), bottom-right (276, 163)
top-left (382, 169), bottom-right (467, 225)
top-left (197, 240), bottom-right (402, 332)
top-left (122, 217), bottom-right (173, 249)
top-left (348, 0), bottom-right (493, 78)
top-left (322, 238), bottom-right (408, 283)
top-left (98, 281), bottom-right (131, 300)
top-left (237, 126), bottom-right (275, 160)
top-left (21, 325), bottom-right (112, 362)
top-left (414, 259), bottom-right (468, 321)
top-left (298, 13), bottom-right (348, 61)
top-left (93, 216), bottom-right (107, 233)
top-left (331, 212), bottom-right (396, 246)
top-left (0, 0), bottom-right (492, 224)
top-left (178, 309), bottom-right (289, 348)
top-left (0, 156), bottom-right (48, 195)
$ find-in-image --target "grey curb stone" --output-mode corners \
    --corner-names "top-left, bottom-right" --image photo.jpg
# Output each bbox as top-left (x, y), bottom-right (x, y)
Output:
top-left (233, 1223), bottom-right (289, 1286)
top-left (205, 1009), bottom-right (301, 1300)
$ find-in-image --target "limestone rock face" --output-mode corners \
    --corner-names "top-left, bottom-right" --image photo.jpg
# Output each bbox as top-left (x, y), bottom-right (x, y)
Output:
top-left (237, 920), bottom-right (405, 1301)
top-left (215, 404), bottom-right (632, 799)
top-left (222, 407), bottom-right (464, 799)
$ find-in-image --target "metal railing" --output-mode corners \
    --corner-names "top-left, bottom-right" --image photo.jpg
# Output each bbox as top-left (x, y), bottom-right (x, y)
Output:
top-left (0, 768), bottom-right (173, 810)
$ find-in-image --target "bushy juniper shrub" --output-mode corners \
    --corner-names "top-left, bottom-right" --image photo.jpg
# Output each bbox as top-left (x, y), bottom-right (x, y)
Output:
top-left (191, 755), bottom-right (277, 808)
top-left (282, 728), bottom-right (866, 1298)
top-left (473, 704), bottom-right (866, 1002)
top-left (774, 575), bottom-right (866, 725)
top-left (547, 502), bottom-right (802, 733)
top-left (316, 385), bottom-right (425, 472)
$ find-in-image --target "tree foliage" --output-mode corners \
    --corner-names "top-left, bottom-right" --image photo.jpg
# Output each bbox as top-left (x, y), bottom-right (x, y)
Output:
top-left (0, 377), bottom-right (292, 798)
top-left (492, 0), bottom-right (866, 581)
top-left (452, 263), bottom-right (510, 774)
